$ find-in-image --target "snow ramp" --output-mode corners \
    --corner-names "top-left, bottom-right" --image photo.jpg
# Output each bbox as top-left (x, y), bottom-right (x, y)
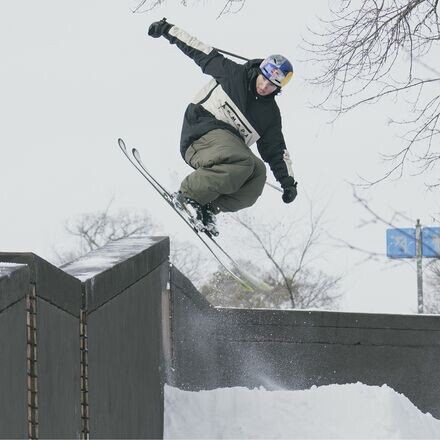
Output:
top-left (163, 383), bottom-right (440, 439)
top-left (1, 236), bottom-right (440, 438)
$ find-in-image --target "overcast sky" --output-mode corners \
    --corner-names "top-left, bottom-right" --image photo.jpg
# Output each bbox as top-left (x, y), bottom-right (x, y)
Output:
top-left (1, 0), bottom-right (439, 314)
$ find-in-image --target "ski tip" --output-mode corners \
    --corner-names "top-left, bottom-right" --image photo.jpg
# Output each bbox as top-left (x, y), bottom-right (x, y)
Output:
top-left (118, 138), bottom-right (126, 149)
top-left (132, 148), bottom-right (140, 160)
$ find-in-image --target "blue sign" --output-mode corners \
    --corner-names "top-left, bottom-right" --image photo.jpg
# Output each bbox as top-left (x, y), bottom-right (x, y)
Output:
top-left (422, 227), bottom-right (440, 258)
top-left (386, 228), bottom-right (416, 258)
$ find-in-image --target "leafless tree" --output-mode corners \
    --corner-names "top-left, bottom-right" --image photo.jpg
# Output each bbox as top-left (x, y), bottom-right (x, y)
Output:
top-left (425, 259), bottom-right (440, 313)
top-left (305, 0), bottom-right (440, 186)
top-left (328, 187), bottom-right (415, 264)
top-left (54, 201), bottom-right (208, 284)
top-left (54, 200), bottom-right (156, 264)
top-left (170, 240), bottom-right (210, 286)
top-left (331, 186), bottom-right (440, 313)
top-left (132, 0), bottom-right (246, 17)
top-left (201, 204), bottom-right (341, 310)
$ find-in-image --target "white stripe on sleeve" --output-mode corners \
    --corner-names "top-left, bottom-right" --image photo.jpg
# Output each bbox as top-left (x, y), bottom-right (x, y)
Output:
top-left (283, 150), bottom-right (295, 178)
top-left (168, 26), bottom-right (213, 55)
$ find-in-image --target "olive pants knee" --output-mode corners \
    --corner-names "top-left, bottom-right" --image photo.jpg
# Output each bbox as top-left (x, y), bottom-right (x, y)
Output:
top-left (180, 129), bottom-right (267, 213)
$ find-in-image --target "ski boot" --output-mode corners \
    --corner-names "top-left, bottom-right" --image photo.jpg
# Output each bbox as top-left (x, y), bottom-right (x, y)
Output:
top-left (172, 192), bottom-right (219, 236)
top-left (171, 192), bottom-right (205, 232)
top-left (200, 203), bottom-right (219, 237)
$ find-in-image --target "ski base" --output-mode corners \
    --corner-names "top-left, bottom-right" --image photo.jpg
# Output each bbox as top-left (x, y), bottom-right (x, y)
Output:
top-left (118, 138), bottom-right (270, 292)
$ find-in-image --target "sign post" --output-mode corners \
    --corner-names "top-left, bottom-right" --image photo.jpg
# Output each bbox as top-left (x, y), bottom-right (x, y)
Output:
top-left (386, 221), bottom-right (440, 314)
top-left (415, 220), bottom-right (423, 314)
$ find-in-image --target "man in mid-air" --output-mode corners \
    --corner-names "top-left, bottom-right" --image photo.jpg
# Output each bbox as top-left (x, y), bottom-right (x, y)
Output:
top-left (148, 18), bottom-right (298, 236)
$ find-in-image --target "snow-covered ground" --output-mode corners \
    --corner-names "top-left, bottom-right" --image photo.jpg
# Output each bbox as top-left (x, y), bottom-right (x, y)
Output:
top-left (164, 382), bottom-right (440, 439)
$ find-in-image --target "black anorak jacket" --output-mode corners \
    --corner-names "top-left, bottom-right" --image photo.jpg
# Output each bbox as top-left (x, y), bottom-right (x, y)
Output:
top-left (164, 25), bottom-right (295, 188)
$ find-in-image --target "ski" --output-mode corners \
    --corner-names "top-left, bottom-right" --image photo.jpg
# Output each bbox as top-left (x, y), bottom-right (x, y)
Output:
top-left (117, 138), bottom-right (268, 292)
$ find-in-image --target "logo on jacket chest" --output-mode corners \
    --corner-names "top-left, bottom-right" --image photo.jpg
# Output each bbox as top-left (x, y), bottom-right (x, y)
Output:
top-left (198, 80), bottom-right (260, 146)
top-left (221, 102), bottom-right (252, 140)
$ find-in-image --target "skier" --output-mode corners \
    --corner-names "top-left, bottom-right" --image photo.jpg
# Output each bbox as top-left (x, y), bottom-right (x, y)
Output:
top-left (148, 18), bottom-right (298, 236)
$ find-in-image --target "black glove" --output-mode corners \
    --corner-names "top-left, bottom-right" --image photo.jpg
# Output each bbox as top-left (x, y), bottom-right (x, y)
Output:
top-left (282, 186), bottom-right (297, 203)
top-left (148, 17), bottom-right (172, 38)
top-left (280, 177), bottom-right (298, 204)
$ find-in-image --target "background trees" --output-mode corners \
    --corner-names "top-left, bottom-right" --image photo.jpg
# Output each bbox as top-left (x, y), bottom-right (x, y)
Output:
top-left (305, 0), bottom-right (440, 186)
top-left (54, 200), bottom-right (208, 286)
top-left (132, 0), bottom-right (246, 17)
top-left (426, 260), bottom-right (440, 313)
top-left (330, 187), bottom-right (440, 313)
top-left (201, 206), bottom-right (341, 310)
top-left (135, 0), bottom-right (440, 185)
top-left (57, 199), bottom-right (341, 310)
top-left (52, 0), bottom-right (440, 307)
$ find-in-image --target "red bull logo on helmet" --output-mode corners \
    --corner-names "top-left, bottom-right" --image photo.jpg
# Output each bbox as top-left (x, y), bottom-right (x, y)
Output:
top-left (260, 55), bottom-right (294, 88)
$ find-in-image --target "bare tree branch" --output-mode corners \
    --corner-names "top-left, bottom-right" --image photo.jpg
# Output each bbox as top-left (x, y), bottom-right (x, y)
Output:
top-left (201, 202), bottom-right (341, 310)
top-left (170, 241), bottom-right (209, 286)
top-left (304, 0), bottom-right (440, 186)
top-left (215, 0), bottom-right (246, 19)
top-left (232, 214), bottom-right (298, 305)
top-left (132, 0), bottom-right (164, 14)
top-left (55, 201), bottom-right (206, 285)
top-left (329, 185), bottom-right (440, 312)
top-left (131, 0), bottom-right (246, 18)
top-left (55, 202), bottom-right (156, 265)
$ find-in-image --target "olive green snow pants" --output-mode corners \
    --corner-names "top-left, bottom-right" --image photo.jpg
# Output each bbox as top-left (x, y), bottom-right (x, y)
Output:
top-left (180, 129), bottom-right (267, 213)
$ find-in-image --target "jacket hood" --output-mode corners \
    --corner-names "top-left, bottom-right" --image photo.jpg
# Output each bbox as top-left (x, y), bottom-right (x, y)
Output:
top-left (244, 58), bottom-right (264, 69)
